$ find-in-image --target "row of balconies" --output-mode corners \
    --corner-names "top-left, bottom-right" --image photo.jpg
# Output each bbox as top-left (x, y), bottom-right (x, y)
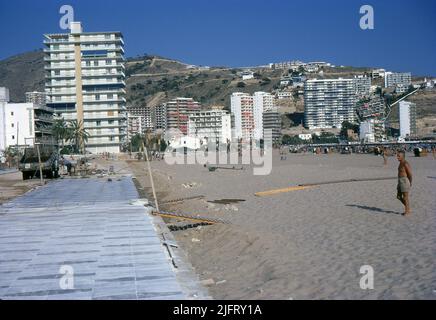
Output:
top-left (44, 44), bottom-right (124, 53)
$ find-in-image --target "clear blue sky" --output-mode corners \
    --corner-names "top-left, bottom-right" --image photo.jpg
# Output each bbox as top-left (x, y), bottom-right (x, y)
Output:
top-left (0, 0), bottom-right (435, 76)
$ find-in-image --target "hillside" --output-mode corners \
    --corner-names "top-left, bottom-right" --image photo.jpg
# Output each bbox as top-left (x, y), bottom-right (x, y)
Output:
top-left (125, 55), bottom-right (283, 109)
top-left (0, 51), bottom-right (434, 134)
top-left (0, 50), bottom-right (45, 102)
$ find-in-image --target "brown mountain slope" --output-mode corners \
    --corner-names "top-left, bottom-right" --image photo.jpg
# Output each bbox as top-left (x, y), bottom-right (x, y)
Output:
top-left (0, 50), bottom-right (45, 102)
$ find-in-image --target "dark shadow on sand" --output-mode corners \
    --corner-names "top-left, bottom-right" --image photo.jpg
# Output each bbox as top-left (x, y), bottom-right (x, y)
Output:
top-left (346, 204), bottom-right (400, 215)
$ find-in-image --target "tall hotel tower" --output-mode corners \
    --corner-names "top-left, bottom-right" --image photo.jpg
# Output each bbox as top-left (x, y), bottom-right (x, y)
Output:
top-left (44, 22), bottom-right (126, 153)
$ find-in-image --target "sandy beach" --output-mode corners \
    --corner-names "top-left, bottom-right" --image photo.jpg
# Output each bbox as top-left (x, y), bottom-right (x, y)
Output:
top-left (129, 151), bottom-right (436, 300)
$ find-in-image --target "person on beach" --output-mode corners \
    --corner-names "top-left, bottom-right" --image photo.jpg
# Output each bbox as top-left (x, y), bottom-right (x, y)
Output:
top-left (396, 150), bottom-right (413, 216)
top-left (382, 147), bottom-right (388, 166)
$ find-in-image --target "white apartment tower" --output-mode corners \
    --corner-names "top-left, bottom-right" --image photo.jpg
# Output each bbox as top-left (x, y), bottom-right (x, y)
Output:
top-left (253, 92), bottom-right (275, 140)
top-left (304, 78), bottom-right (357, 129)
top-left (399, 101), bottom-right (417, 138)
top-left (44, 22), bottom-right (126, 153)
top-left (230, 92), bottom-right (254, 141)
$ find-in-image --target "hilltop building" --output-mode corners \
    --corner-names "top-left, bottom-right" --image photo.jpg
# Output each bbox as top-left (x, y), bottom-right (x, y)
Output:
top-left (385, 72), bottom-right (412, 94)
top-left (44, 21), bottom-right (127, 153)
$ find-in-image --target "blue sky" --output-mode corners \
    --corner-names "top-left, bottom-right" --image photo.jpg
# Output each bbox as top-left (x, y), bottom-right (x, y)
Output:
top-left (0, 0), bottom-right (435, 75)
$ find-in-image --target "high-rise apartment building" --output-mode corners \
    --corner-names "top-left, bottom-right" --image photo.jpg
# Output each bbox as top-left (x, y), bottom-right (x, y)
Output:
top-left (353, 75), bottom-right (371, 97)
top-left (230, 92), bottom-right (254, 141)
top-left (127, 104), bottom-right (167, 135)
top-left (262, 108), bottom-right (281, 143)
top-left (231, 92), bottom-right (276, 141)
top-left (166, 97), bottom-right (201, 135)
top-left (399, 101), bottom-right (417, 138)
top-left (253, 92), bottom-right (275, 140)
top-left (304, 78), bottom-right (357, 129)
top-left (44, 22), bottom-right (126, 153)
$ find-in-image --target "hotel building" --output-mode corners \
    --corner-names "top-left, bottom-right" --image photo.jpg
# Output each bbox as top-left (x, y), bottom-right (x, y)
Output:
top-left (44, 22), bottom-right (127, 153)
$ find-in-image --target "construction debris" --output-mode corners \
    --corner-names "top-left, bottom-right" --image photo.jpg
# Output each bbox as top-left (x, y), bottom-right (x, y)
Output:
top-left (161, 195), bottom-right (205, 204)
top-left (298, 176), bottom-right (397, 187)
top-left (208, 199), bottom-right (245, 205)
top-left (152, 210), bottom-right (230, 225)
top-left (207, 165), bottom-right (244, 172)
top-left (182, 182), bottom-right (201, 189)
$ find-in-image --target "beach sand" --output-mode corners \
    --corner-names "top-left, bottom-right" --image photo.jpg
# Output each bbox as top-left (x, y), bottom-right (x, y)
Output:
top-left (129, 151), bottom-right (436, 300)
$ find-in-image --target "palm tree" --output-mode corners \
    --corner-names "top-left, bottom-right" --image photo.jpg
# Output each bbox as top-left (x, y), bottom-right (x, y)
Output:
top-left (66, 120), bottom-right (90, 154)
top-left (52, 118), bottom-right (69, 150)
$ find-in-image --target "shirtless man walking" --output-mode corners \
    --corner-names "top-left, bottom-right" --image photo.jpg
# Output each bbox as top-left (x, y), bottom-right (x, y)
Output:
top-left (396, 150), bottom-right (413, 216)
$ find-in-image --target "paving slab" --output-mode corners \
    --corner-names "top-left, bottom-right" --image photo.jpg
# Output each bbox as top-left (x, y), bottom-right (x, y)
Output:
top-left (0, 176), bottom-right (208, 300)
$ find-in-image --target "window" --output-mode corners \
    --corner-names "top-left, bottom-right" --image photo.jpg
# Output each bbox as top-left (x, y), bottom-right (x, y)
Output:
top-left (106, 59), bottom-right (112, 65)
top-left (54, 70), bottom-right (60, 76)
top-left (105, 34), bottom-right (111, 40)
top-left (86, 61), bottom-right (91, 67)
top-left (95, 94), bottom-right (100, 101)
top-left (108, 120), bottom-right (114, 125)
top-left (94, 61), bottom-right (99, 66)
top-left (11, 123), bottom-right (14, 128)
top-left (107, 94), bottom-right (113, 100)
top-left (109, 136), bottom-right (115, 141)
top-left (10, 112), bottom-right (14, 116)
top-left (12, 135), bottom-right (15, 140)
top-left (96, 120), bottom-right (101, 126)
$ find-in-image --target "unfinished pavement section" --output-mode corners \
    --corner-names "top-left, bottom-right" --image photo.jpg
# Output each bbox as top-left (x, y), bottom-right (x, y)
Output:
top-left (0, 176), bottom-right (209, 300)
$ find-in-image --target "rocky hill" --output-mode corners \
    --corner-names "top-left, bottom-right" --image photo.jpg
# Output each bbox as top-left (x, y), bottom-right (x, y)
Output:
top-left (0, 50), bottom-right (45, 102)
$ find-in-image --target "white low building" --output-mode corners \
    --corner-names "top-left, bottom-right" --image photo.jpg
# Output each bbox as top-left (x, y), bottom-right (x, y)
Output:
top-left (0, 103), bottom-right (35, 151)
top-left (241, 71), bottom-right (254, 80)
top-left (187, 109), bottom-right (231, 143)
top-left (298, 133), bottom-right (312, 141)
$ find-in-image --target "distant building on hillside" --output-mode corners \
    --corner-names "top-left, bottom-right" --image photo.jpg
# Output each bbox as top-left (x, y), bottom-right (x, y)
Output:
top-left (354, 75), bottom-right (371, 97)
top-left (241, 71), bottom-right (254, 80)
top-left (385, 72), bottom-right (412, 93)
top-left (371, 69), bottom-right (386, 79)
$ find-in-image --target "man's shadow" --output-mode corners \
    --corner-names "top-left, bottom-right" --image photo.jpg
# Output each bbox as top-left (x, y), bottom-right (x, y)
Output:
top-left (346, 204), bottom-right (400, 215)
